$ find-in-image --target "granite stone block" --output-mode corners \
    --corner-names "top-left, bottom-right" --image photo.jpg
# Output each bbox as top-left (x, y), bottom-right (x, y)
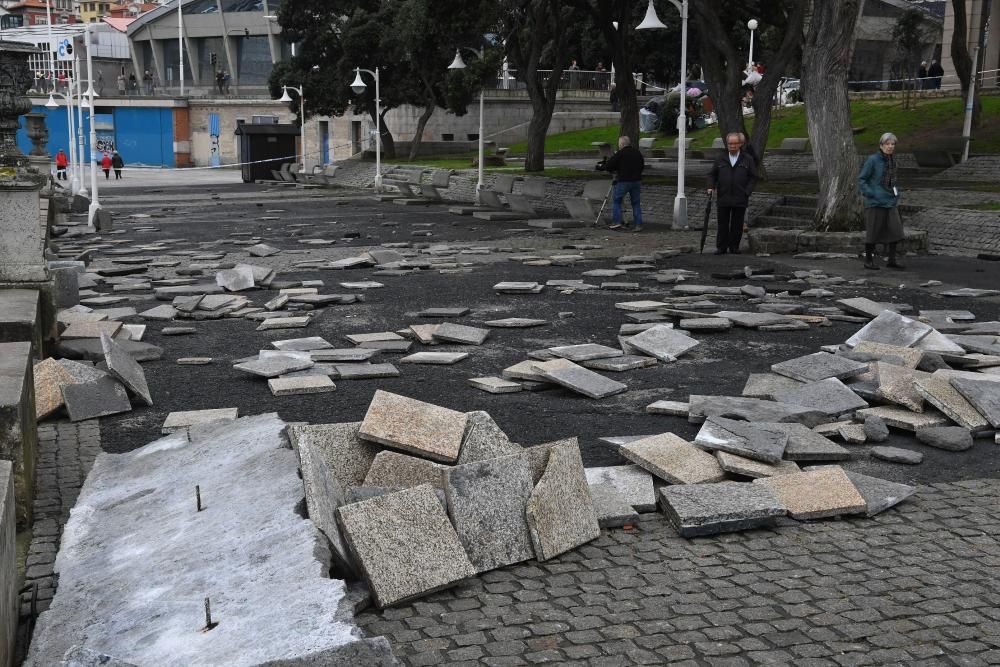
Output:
top-left (873, 361), bottom-right (927, 412)
top-left (33, 358), bottom-right (78, 420)
top-left (772, 377), bottom-right (868, 417)
top-left (949, 376), bottom-right (1000, 428)
top-left (272, 337), bottom-right (334, 352)
top-left (268, 375), bottom-right (336, 395)
top-left (761, 422), bottom-right (851, 462)
top-left (619, 433), bottom-right (727, 485)
top-left (363, 450), bottom-right (451, 490)
top-left (234, 356), bottom-right (314, 378)
top-left (914, 374), bottom-right (989, 432)
top-left (715, 451), bottom-right (801, 479)
top-left (359, 390), bottom-right (468, 463)
top-left (162, 408), bottom-right (238, 434)
top-left (61, 376), bottom-right (132, 422)
top-left (771, 352), bottom-right (869, 383)
top-left (399, 352), bottom-right (470, 365)
top-left (587, 483), bottom-right (640, 528)
top-left (852, 341), bottom-right (923, 368)
top-left (100, 334), bottom-right (152, 407)
top-left (855, 406), bottom-right (950, 431)
top-left (687, 395), bottom-right (828, 428)
top-left (806, 466), bottom-right (917, 517)
top-left (468, 377), bottom-right (523, 394)
top-left (458, 411), bottom-right (522, 464)
top-left (431, 322), bottom-right (490, 345)
top-left (753, 468), bottom-right (866, 520)
top-left (524, 440), bottom-right (601, 561)
top-left (659, 482), bottom-right (786, 537)
top-left (584, 465), bottom-right (657, 512)
top-left (333, 363), bottom-right (400, 380)
top-left (336, 484), bottom-right (476, 608)
top-left (627, 325), bottom-right (699, 362)
top-left (60, 321), bottom-right (123, 340)
top-left (693, 417), bottom-right (787, 463)
top-left (548, 344), bottom-right (623, 362)
top-left (845, 310), bottom-right (932, 349)
top-left (444, 454), bottom-right (535, 572)
top-left (532, 359), bottom-right (627, 399)
top-left (741, 373), bottom-right (804, 400)
top-left (580, 355), bottom-right (658, 372)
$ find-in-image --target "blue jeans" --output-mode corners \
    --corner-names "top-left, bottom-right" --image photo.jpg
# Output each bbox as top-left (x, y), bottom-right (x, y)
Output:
top-left (612, 180), bottom-right (642, 227)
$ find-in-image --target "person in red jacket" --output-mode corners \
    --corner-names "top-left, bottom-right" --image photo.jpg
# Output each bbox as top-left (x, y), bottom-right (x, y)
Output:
top-left (55, 149), bottom-right (69, 180)
top-left (101, 153), bottom-right (112, 180)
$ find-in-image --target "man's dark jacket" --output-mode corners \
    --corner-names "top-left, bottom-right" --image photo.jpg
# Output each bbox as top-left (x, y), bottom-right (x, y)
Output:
top-left (707, 151), bottom-right (757, 207)
top-left (605, 145), bottom-right (645, 182)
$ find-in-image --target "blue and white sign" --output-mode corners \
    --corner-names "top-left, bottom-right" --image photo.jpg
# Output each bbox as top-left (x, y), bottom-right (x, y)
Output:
top-left (56, 38), bottom-right (74, 62)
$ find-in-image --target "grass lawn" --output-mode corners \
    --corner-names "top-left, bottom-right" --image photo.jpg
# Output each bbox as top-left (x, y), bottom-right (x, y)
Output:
top-left (388, 95), bottom-right (999, 169)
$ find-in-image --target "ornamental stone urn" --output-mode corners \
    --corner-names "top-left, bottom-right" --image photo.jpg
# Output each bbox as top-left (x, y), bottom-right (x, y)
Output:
top-left (23, 112), bottom-right (49, 159)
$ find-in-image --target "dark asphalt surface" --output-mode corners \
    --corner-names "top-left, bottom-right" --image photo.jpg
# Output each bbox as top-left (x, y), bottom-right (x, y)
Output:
top-left (90, 182), bottom-right (1000, 488)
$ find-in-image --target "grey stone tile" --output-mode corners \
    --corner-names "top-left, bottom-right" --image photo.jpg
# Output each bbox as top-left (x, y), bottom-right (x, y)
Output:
top-left (484, 318), bottom-right (548, 328)
top-left (914, 374), bottom-right (989, 432)
top-left (580, 355), bottom-right (658, 372)
top-left (468, 377), bottom-right (522, 394)
top-left (100, 334), bottom-right (152, 407)
top-left (693, 417), bottom-right (787, 464)
top-left (162, 408), bottom-right (238, 434)
top-left (645, 399), bottom-right (689, 416)
top-left (363, 450), bottom-right (451, 490)
top-left (215, 265), bottom-right (255, 291)
top-left (772, 378), bottom-right (868, 417)
top-left (845, 310), bottom-right (933, 349)
top-left (619, 433), bottom-right (726, 485)
top-left (432, 323), bottom-right (490, 346)
top-left (741, 373), bottom-right (804, 400)
top-left (873, 362), bottom-right (928, 412)
top-left (805, 466), bottom-right (917, 517)
top-left (256, 316), bottom-right (311, 331)
top-left (587, 483), bottom-right (640, 528)
top-left (268, 375), bottom-right (336, 396)
top-left (399, 352), bottom-right (470, 365)
top-left (760, 423), bottom-right (850, 462)
top-left (334, 363), bottom-right (400, 379)
top-left (753, 468), bottom-right (866, 520)
top-left (336, 484), bottom-right (476, 608)
top-left (949, 376), bottom-right (1000, 428)
top-left (359, 390), bottom-right (468, 463)
top-left (531, 359), bottom-right (627, 399)
top-left (60, 321), bottom-right (123, 340)
top-left (548, 344), bottom-right (623, 362)
top-left (525, 440), bottom-right (600, 561)
top-left (310, 348), bottom-right (381, 362)
top-left (714, 311), bottom-right (794, 328)
top-left (687, 395), bottom-right (828, 428)
top-left (458, 412), bottom-right (522, 465)
top-left (584, 465), bottom-right (656, 512)
top-left (660, 482), bottom-right (786, 537)
top-left (444, 454), bottom-right (535, 573)
top-left (715, 451), bottom-right (801, 479)
top-left (233, 356), bottom-right (314, 379)
top-left (855, 406), bottom-right (950, 431)
top-left (61, 376), bottom-right (131, 422)
top-left (627, 325), bottom-right (699, 362)
top-left (271, 336), bottom-right (334, 351)
top-left (771, 352), bottom-right (869, 383)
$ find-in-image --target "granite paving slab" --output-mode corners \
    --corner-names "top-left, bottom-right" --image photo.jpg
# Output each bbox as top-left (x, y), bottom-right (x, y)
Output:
top-left (771, 352), bottom-right (869, 383)
top-left (948, 335), bottom-right (1000, 356)
top-left (693, 417), bottom-right (787, 463)
top-left (100, 334), bottom-right (153, 407)
top-left (458, 411), bottom-right (522, 464)
top-left (855, 405), bottom-right (950, 431)
top-left (216, 265), bottom-right (255, 291)
top-left (431, 322), bottom-right (490, 346)
top-left (741, 373), bottom-right (804, 400)
top-left (836, 297), bottom-right (897, 318)
top-left (940, 287), bottom-right (1000, 297)
top-left (256, 316), bottom-right (312, 331)
top-left (587, 483), bottom-right (640, 528)
top-left (233, 355), bottom-right (314, 379)
top-left (33, 358), bottom-right (79, 419)
top-left (60, 320), bottom-right (123, 340)
top-left (502, 360), bottom-right (553, 383)
top-left (614, 300), bottom-right (668, 312)
top-left (645, 400), bottom-right (690, 416)
top-left (762, 423), bottom-right (851, 462)
top-left (61, 376), bottom-right (132, 422)
top-left (468, 377), bottom-right (523, 394)
top-left (838, 423), bottom-right (867, 444)
top-left (772, 377), bottom-right (868, 417)
top-left (914, 374), bottom-right (990, 432)
top-left (333, 363), bottom-right (400, 379)
top-left (268, 375), bottom-right (336, 395)
top-left (311, 348), bottom-right (381, 363)
top-left (524, 440), bottom-right (601, 561)
top-left (417, 307), bottom-right (470, 318)
top-left (359, 390), bottom-right (468, 463)
top-left (548, 344), bottom-right (623, 362)
top-left (584, 465), bottom-right (657, 512)
top-left (627, 324), bottom-right (699, 362)
top-left (714, 311), bottom-right (793, 328)
top-left (619, 433), bottom-right (727, 485)
top-left (678, 317), bottom-right (732, 331)
top-left (444, 454), bottom-right (535, 573)
top-left (806, 466), bottom-right (917, 517)
top-left (687, 395), bottom-right (828, 428)
top-left (363, 450), bottom-right (451, 490)
top-left (138, 305), bottom-right (177, 321)
top-left (248, 243), bottom-right (280, 257)
top-left (336, 484), bottom-right (476, 608)
top-left (407, 324), bottom-right (440, 344)
top-left (754, 468), bottom-right (867, 520)
top-left (715, 451), bottom-right (801, 478)
top-left (531, 359), bottom-right (627, 399)
top-left (162, 408), bottom-right (238, 434)
top-left (660, 482), bottom-right (787, 537)
top-left (580, 355), bottom-right (658, 372)
top-left (915, 329), bottom-right (968, 355)
top-left (484, 317), bottom-right (547, 328)
top-left (845, 310), bottom-right (933, 349)
top-left (949, 376), bottom-right (1000, 428)
top-left (873, 361), bottom-right (927, 412)
top-left (399, 352), bottom-right (470, 365)
top-left (272, 336), bottom-right (334, 351)
top-left (871, 446), bottom-right (924, 465)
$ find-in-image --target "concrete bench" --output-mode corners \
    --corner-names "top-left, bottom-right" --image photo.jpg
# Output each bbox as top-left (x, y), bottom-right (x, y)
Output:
top-left (313, 164), bottom-right (340, 186)
top-left (504, 177), bottom-right (546, 216)
top-left (592, 141), bottom-right (613, 160)
top-left (383, 168), bottom-right (427, 200)
top-left (563, 179), bottom-right (613, 224)
top-left (0, 342), bottom-right (37, 531)
top-left (0, 289), bottom-right (42, 355)
top-left (773, 137), bottom-right (811, 155)
top-left (420, 169), bottom-right (453, 201)
top-left (638, 138), bottom-right (656, 154)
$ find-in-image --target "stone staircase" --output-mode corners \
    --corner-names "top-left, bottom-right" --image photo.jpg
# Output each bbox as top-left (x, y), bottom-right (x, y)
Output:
top-left (753, 195), bottom-right (818, 230)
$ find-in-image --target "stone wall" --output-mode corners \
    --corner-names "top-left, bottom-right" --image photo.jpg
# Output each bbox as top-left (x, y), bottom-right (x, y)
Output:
top-left (907, 207), bottom-right (1000, 257)
top-left (0, 460), bottom-right (13, 667)
top-left (0, 342), bottom-right (36, 530)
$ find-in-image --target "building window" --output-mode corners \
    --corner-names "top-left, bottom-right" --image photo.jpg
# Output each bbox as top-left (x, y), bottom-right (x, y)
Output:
top-left (252, 115), bottom-right (278, 124)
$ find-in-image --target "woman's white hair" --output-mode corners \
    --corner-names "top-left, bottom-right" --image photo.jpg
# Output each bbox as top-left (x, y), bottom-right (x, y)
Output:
top-left (879, 132), bottom-right (898, 145)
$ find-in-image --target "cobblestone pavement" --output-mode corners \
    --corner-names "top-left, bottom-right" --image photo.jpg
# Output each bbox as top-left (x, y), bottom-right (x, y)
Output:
top-left (19, 421), bottom-right (100, 618)
top-left (356, 479), bottom-right (1000, 667)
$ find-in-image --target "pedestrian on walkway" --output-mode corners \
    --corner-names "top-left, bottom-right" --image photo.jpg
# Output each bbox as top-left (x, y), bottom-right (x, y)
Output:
top-left (128, 73), bottom-right (138, 96)
top-left (117, 73), bottom-right (126, 96)
top-left (600, 136), bottom-right (645, 232)
top-left (707, 132), bottom-right (757, 254)
top-left (111, 151), bottom-right (125, 180)
top-left (101, 153), bottom-right (112, 180)
top-left (143, 70), bottom-right (153, 95)
top-left (917, 61), bottom-right (928, 90)
top-left (55, 149), bottom-right (69, 180)
top-left (928, 60), bottom-right (944, 89)
top-left (858, 132), bottom-right (905, 270)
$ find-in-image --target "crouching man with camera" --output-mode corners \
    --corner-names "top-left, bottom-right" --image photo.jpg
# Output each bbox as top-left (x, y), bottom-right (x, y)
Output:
top-left (597, 136), bottom-right (645, 232)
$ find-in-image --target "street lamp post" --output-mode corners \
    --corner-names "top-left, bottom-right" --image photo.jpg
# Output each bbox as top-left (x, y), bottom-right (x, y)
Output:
top-left (447, 48), bottom-right (486, 205)
top-left (349, 67), bottom-right (382, 191)
top-left (74, 54), bottom-right (87, 197)
top-left (747, 19), bottom-right (758, 69)
top-left (637, 0), bottom-right (689, 230)
top-left (277, 84), bottom-right (305, 170)
top-left (45, 86), bottom-right (76, 192)
top-left (84, 24), bottom-right (100, 228)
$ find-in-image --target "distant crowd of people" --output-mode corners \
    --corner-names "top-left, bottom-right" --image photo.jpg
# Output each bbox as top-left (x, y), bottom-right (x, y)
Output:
top-left (53, 148), bottom-right (126, 182)
top-left (916, 60), bottom-right (945, 89)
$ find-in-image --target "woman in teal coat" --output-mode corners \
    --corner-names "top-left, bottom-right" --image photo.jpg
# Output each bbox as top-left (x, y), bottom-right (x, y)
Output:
top-left (858, 132), bottom-right (905, 270)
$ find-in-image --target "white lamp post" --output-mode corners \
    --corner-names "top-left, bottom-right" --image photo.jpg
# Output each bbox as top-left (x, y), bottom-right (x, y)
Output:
top-left (45, 88), bottom-right (77, 192)
top-left (447, 47), bottom-right (486, 205)
top-left (84, 24), bottom-right (100, 229)
top-left (178, 0), bottom-right (185, 95)
top-left (73, 54), bottom-right (87, 197)
top-left (637, 0), bottom-right (689, 230)
top-left (349, 67), bottom-right (382, 191)
top-left (277, 84), bottom-right (305, 170)
top-left (747, 19), bottom-right (758, 69)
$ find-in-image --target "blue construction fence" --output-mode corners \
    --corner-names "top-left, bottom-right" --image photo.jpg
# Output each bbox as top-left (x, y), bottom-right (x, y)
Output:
top-left (18, 105), bottom-right (176, 168)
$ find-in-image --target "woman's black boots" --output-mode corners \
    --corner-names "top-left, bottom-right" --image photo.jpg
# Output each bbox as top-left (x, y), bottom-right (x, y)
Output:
top-left (864, 244), bottom-right (879, 270)
top-left (886, 242), bottom-right (905, 269)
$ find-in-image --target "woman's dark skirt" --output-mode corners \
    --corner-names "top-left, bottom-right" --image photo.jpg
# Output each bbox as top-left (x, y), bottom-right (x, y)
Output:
top-left (864, 207), bottom-right (904, 244)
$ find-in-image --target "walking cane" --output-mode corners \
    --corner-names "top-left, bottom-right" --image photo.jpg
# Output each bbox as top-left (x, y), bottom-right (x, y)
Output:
top-left (594, 181), bottom-right (615, 228)
top-left (699, 191), bottom-right (714, 254)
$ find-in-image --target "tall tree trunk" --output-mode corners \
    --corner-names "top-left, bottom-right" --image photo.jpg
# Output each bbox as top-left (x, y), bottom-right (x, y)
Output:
top-left (615, 63), bottom-right (639, 145)
top-left (408, 104), bottom-right (435, 161)
top-left (693, 4), bottom-right (746, 141)
top-left (949, 0), bottom-right (981, 128)
top-left (523, 68), bottom-right (561, 171)
top-left (802, 0), bottom-right (864, 232)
